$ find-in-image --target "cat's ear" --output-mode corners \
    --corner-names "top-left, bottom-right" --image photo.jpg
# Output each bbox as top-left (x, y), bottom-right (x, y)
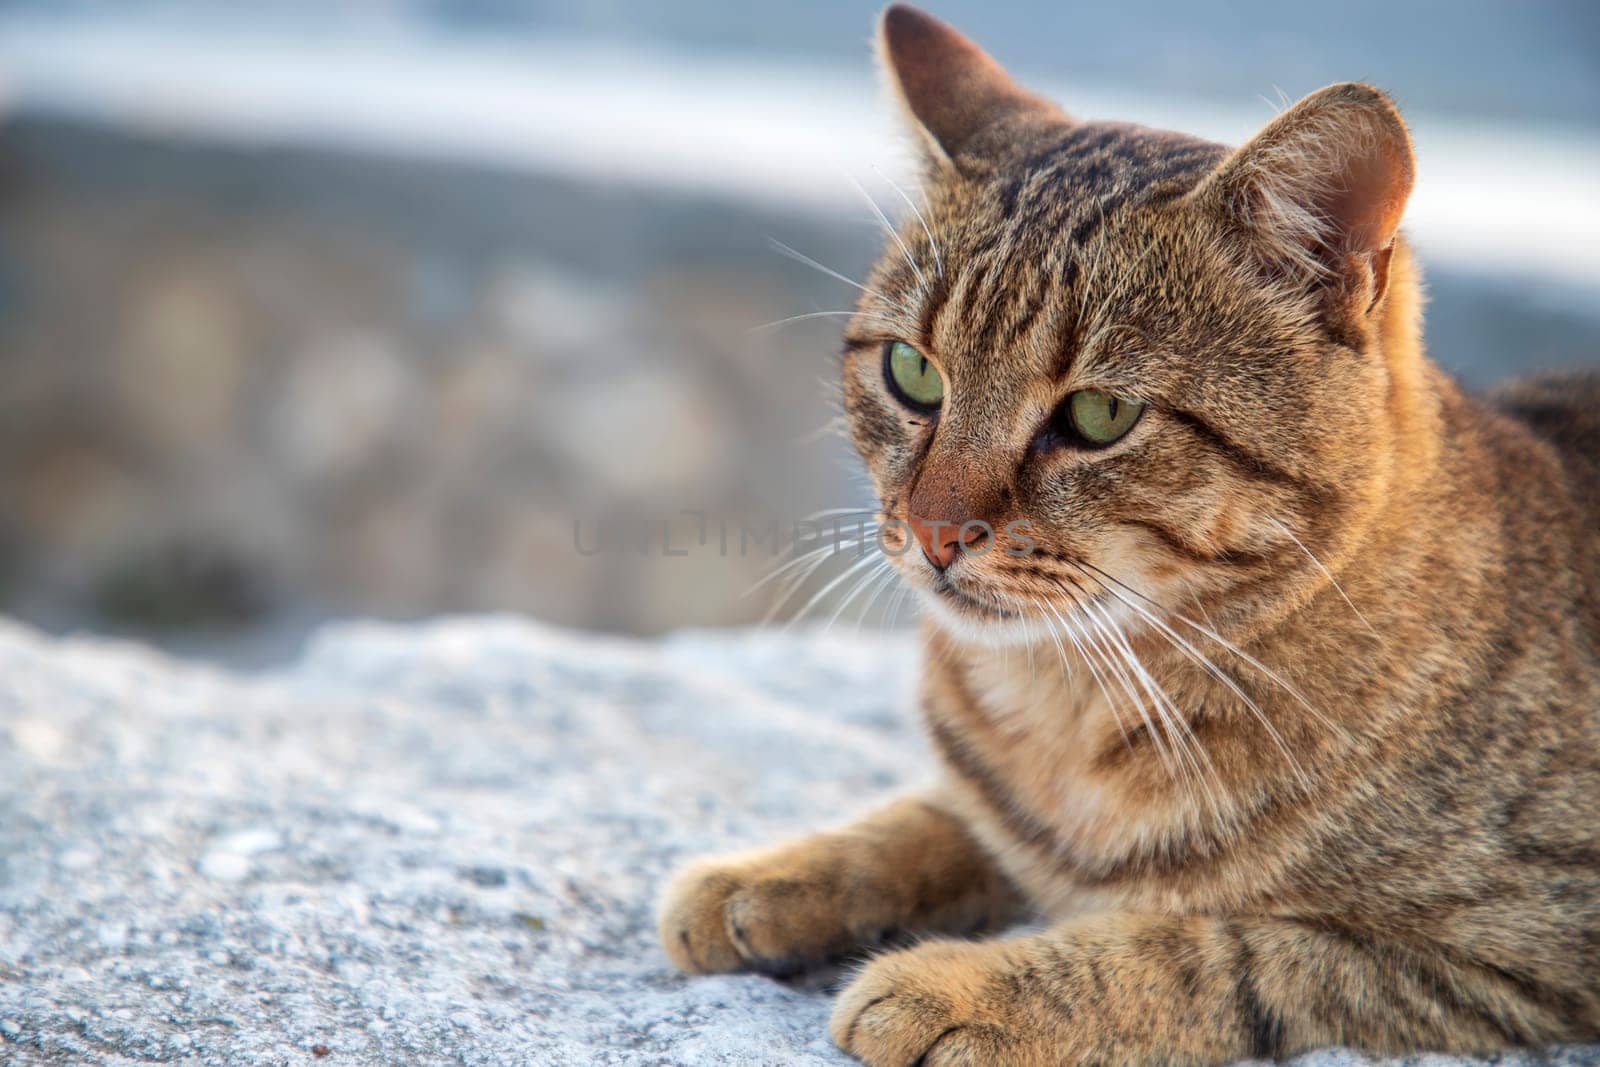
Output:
top-left (877, 4), bottom-right (1066, 170)
top-left (1197, 83), bottom-right (1415, 316)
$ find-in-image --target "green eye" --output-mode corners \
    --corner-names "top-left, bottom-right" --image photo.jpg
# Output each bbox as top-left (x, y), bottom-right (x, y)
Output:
top-left (1067, 389), bottom-right (1144, 445)
top-left (884, 341), bottom-right (943, 410)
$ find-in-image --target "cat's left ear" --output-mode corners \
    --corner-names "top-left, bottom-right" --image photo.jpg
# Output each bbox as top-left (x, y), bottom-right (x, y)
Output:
top-left (1196, 83), bottom-right (1415, 320)
top-left (877, 4), bottom-right (1068, 172)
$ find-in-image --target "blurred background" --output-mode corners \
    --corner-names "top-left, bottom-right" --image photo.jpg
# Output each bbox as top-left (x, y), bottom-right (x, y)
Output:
top-left (0, 1), bottom-right (1596, 664)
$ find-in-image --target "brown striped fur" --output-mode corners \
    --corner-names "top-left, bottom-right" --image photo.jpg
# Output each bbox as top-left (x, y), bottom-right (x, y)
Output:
top-left (659, 6), bottom-right (1600, 1063)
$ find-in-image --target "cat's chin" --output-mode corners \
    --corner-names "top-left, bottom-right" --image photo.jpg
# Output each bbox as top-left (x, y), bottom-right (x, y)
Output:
top-left (918, 586), bottom-right (1049, 649)
top-left (918, 581), bottom-right (1142, 651)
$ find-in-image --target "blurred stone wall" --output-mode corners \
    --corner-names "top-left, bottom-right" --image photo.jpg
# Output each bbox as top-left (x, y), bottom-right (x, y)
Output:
top-left (1, 118), bottom-right (1596, 656)
top-left (0, 119), bottom-right (872, 650)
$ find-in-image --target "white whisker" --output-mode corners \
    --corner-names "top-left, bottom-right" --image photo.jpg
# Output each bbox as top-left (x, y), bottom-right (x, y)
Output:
top-left (1075, 562), bottom-right (1352, 744)
top-left (849, 174), bottom-right (928, 292)
top-left (1078, 591), bottom-right (1217, 814)
top-left (1036, 598), bottom-right (1133, 755)
top-left (882, 568), bottom-right (916, 630)
top-left (825, 556), bottom-right (896, 633)
top-left (745, 532), bottom-right (872, 598)
top-left (753, 520), bottom-right (881, 624)
top-left (1072, 561), bottom-right (1313, 795)
top-left (750, 310), bottom-right (864, 333)
top-left (767, 238), bottom-right (886, 301)
top-left (1065, 590), bottom-right (1180, 785)
top-left (853, 561), bottom-right (906, 634)
top-left (1080, 588), bottom-right (1227, 821)
top-left (801, 506), bottom-right (882, 522)
top-left (873, 165), bottom-right (944, 280)
top-left (1077, 202), bottom-right (1110, 324)
top-left (1265, 515), bottom-right (1381, 640)
top-left (1082, 235), bottom-right (1161, 349)
top-left (784, 551), bottom-right (885, 630)
top-left (794, 414), bottom-right (851, 447)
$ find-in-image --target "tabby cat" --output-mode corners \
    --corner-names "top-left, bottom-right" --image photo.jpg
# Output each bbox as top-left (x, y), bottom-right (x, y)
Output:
top-left (659, 6), bottom-right (1600, 1064)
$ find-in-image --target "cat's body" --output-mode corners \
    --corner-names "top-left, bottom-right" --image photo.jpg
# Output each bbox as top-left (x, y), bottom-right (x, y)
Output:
top-left (660, 7), bottom-right (1600, 1064)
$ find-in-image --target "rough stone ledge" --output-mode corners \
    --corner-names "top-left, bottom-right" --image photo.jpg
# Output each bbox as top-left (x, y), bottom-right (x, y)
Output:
top-left (0, 617), bottom-right (1593, 1065)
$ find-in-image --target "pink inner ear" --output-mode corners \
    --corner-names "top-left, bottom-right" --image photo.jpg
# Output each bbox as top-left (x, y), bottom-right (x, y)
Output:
top-left (1327, 138), bottom-right (1415, 256)
top-left (878, 3), bottom-right (1063, 161)
top-left (1203, 84), bottom-right (1416, 287)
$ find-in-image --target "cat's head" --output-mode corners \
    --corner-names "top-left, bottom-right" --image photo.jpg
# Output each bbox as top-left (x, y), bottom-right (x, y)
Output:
top-left (843, 4), bottom-right (1419, 646)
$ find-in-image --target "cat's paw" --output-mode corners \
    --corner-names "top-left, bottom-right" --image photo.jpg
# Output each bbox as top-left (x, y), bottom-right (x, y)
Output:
top-left (658, 862), bottom-right (749, 974)
top-left (658, 849), bottom-right (899, 977)
top-left (831, 939), bottom-right (1057, 1066)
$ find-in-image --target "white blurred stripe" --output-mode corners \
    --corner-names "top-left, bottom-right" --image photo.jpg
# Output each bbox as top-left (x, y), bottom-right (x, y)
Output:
top-left (1, 15), bottom-right (1597, 292)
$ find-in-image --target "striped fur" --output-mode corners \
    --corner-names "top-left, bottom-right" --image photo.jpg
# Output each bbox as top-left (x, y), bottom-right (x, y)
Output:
top-left (660, 6), bottom-right (1600, 1064)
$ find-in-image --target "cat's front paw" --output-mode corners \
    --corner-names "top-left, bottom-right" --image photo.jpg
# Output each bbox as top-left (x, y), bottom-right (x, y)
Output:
top-left (831, 939), bottom-right (1058, 1067)
top-left (658, 862), bottom-right (750, 974)
top-left (658, 848), bottom-right (902, 977)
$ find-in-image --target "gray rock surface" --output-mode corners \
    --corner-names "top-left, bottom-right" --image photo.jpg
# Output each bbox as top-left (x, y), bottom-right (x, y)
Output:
top-left (0, 617), bottom-right (1595, 1065)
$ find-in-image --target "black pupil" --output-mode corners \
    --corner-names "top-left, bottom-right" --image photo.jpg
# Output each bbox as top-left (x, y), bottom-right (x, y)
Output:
top-left (918, 356), bottom-right (929, 379)
top-left (1107, 397), bottom-right (1119, 421)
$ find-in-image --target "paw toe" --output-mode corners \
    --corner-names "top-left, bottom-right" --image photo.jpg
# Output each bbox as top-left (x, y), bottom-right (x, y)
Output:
top-left (830, 941), bottom-right (1027, 1067)
top-left (658, 866), bottom-right (745, 974)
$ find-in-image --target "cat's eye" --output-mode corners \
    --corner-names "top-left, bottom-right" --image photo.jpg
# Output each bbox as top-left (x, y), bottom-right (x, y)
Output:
top-left (883, 341), bottom-right (943, 411)
top-left (1065, 389), bottom-right (1144, 445)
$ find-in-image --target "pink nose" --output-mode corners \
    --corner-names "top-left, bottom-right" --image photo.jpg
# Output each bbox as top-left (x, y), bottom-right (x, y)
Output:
top-left (907, 514), bottom-right (984, 570)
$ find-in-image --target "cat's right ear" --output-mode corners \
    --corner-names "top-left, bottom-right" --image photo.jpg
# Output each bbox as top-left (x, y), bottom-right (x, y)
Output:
top-left (1195, 83), bottom-right (1415, 320)
top-left (877, 4), bottom-right (1066, 172)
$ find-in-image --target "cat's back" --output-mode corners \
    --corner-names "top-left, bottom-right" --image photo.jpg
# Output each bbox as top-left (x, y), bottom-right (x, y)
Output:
top-left (1490, 369), bottom-right (1600, 521)
top-left (1488, 368), bottom-right (1600, 645)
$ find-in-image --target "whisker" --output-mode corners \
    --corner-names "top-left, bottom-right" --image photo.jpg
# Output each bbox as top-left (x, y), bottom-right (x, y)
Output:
top-left (1265, 515), bottom-right (1381, 640)
top-left (1070, 561), bottom-right (1313, 794)
top-left (852, 561), bottom-right (906, 635)
top-left (1034, 597), bottom-right (1133, 756)
top-left (756, 527), bottom-right (880, 623)
top-left (1077, 590), bottom-right (1215, 811)
top-left (750, 310), bottom-right (864, 333)
top-left (801, 506), bottom-right (883, 522)
top-left (1073, 561), bottom-right (1352, 744)
top-left (825, 556), bottom-right (897, 633)
top-left (1079, 320), bottom-right (1151, 364)
top-left (784, 551), bottom-right (886, 630)
top-left (1057, 585), bottom-right (1181, 786)
top-left (1077, 202), bottom-right (1110, 324)
top-left (1079, 582), bottom-right (1233, 821)
top-left (1029, 595), bottom-right (1072, 667)
top-left (882, 567), bottom-right (916, 630)
top-left (871, 568), bottom-right (907, 632)
top-left (873, 164), bottom-right (944, 279)
top-left (849, 174), bottom-right (928, 292)
top-left (794, 414), bottom-right (851, 447)
top-left (767, 238), bottom-right (886, 301)
top-left (1082, 235), bottom-right (1162, 346)
top-left (744, 531), bottom-right (873, 598)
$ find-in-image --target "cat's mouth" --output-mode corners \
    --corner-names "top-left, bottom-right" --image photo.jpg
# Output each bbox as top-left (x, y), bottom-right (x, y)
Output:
top-left (928, 570), bottom-right (1120, 633)
top-left (930, 574), bottom-right (1018, 620)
